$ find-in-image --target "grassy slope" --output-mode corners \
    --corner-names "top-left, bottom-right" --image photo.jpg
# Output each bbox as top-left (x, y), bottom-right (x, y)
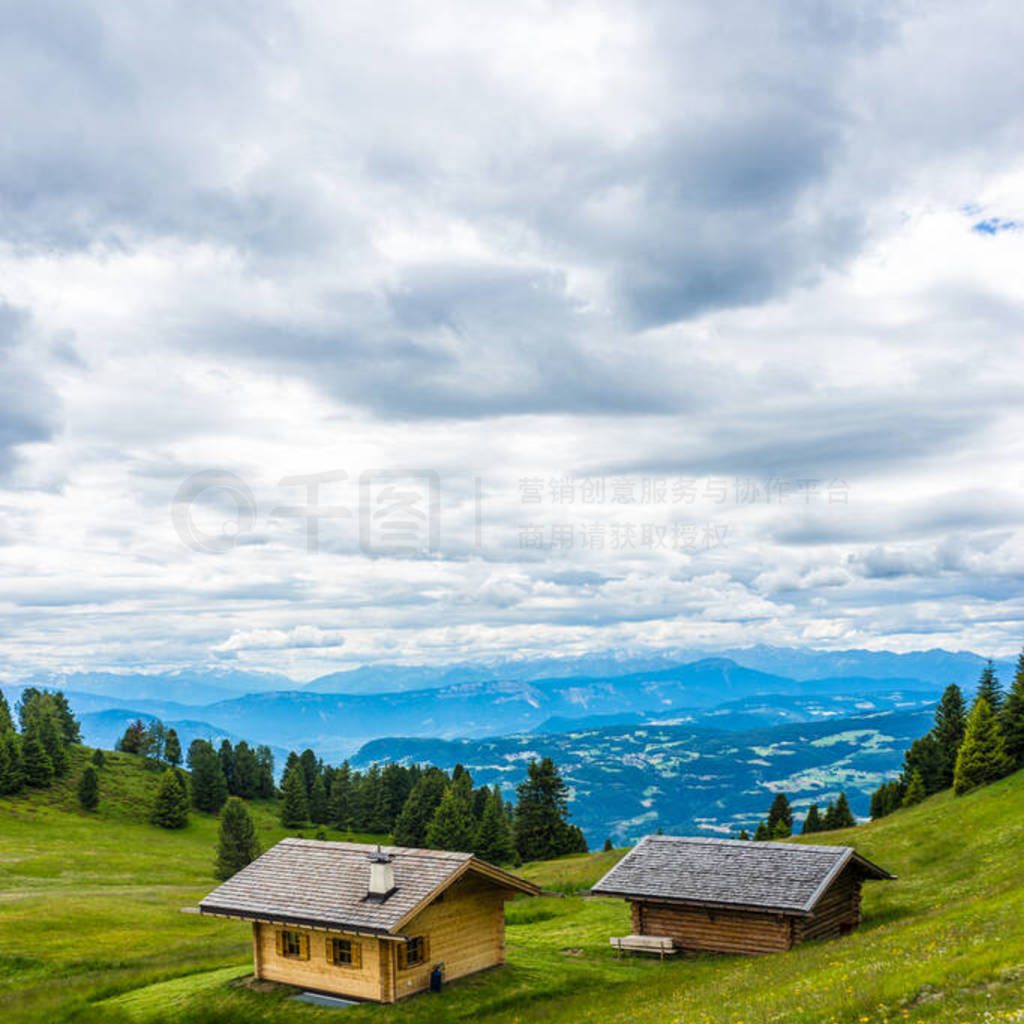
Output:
top-left (3, 748), bottom-right (1024, 1023)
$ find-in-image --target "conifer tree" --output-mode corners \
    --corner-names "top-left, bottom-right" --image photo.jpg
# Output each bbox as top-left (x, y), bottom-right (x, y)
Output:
top-left (974, 661), bottom-right (1004, 715)
top-left (152, 768), bottom-right (190, 828)
top-left (753, 819), bottom-right (770, 841)
top-left (766, 793), bottom-right (793, 835)
top-left (77, 764), bottom-right (100, 810)
top-left (279, 765), bottom-right (309, 827)
top-left (164, 729), bottom-right (182, 767)
top-left (328, 762), bottom-right (353, 830)
top-left (822, 799), bottom-right (837, 830)
top-left (309, 774), bottom-right (328, 825)
top-left (1001, 649), bottom-right (1024, 768)
top-left (902, 769), bottom-right (927, 807)
top-left (190, 741), bottom-right (228, 813)
top-left (21, 735), bottom-right (54, 788)
top-left (298, 748), bottom-right (319, 796)
top-left (218, 740), bottom-right (235, 793)
top-left (393, 769), bottom-right (447, 847)
top-left (51, 692), bottom-right (81, 745)
top-left (473, 787), bottom-right (516, 864)
top-left (954, 697), bottom-right (1012, 795)
top-left (118, 719), bottom-right (147, 754)
top-left (802, 803), bottom-right (822, 834)
top-left (255, 746), bottom-right (276, 799)
top-left (426, 775), bottom-right (477, 852)
top-left (215, 797), bottom-right (260, 880)
top-left (231, 741), bottom-right (259, 799)
top-left (0, 687), bottom-right (14, 733)
top-left (901, 733), bottom-right (944, 795)
top-left (513, 757), bottom-right (579, 862)
top-left (0, 731), bottom-right (25, 794)
top-left (381, 762), bottom-right (413, 828)
top-left (736, 829), bottom-right (751, 841)
top-left (36, 710), bottom-right (69, 777)
top-left (831, 791), bottom-right (856, 829)
top-left (603, 837), bottom-right (614, 852)
top-left (932, 683), bottom-right (967, 787)
top-left (91, 747), bottom-right (105, 768)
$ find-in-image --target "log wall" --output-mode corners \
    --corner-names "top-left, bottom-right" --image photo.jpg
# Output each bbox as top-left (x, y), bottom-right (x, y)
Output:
top-left (633, 900), bottom-right (794, 955)
top-left (796, 863), bottom-right (862, 943)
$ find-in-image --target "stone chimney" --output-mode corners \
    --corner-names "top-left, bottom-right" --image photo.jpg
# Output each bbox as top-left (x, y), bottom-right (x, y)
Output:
top-left (367, 846), bottom-right (395, 900)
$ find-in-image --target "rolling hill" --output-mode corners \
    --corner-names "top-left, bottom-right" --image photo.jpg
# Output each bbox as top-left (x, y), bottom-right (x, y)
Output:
top-left (3, 744), bottom-right (1024, 1023)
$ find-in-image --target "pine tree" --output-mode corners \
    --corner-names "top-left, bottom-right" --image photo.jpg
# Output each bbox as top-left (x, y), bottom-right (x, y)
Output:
top-left (0, 731), bottom-right (25, 794)
top-left (77, 765), bottom-right (100, 810)
top-left (22, 735), bottom-right (54, 788)
top-left (737, 829), bottom-right (751, 841)
top-left (513, 758), bottom-right (579, 862)
top-left (117, 719), bottom-right (147, 754)
top-left (802, 803), bottom-right (822, 834)
top-left (902, 769), bottom-right (927, 807)
top-left (393, 769), bottom-right (447, 847)
top-left (473, 787), bottom-right (516, 864)
top-left (298, 748), bottom-right (319, 796)
top-left (822, 800), bottom-right (837, 830)
top-left (954, 697), bottom-right (1012, 795)
top-left (218, 740), bottom-right (235, 794)
top-left (152, 768), bottom-right (190, 828)
top-left (381, 762), bottom-right (413, 828)
top-left (766, 793), bottom-right (793, 835)
top-left (1001, 649), bottom-right (1024, 768)
top-left (164, 729), bottom-right (182, 767)
top-left (279, 766), bottom-right (309, 827)
top-left (231, 741), bottom-right (259, 799)
top-left (255, 745), bottom-right (276, 799)
top-left (140, 719), bottom-right (166, 764)
top-left (91, 748), bottom-right (106, 768)
top-left (0, 687), bottom-right (14, 733)
top-left (215, 797), bottom-right (260, 880)
top-left (902, 733), bottom-right (944, 795)
top-left (190, 741), bottom-right (228, 813)
top-left (932, 684), bottom-right (967, 787)
top-left (426, 776), bottom-right (477, 852)
top-left (328, 762), bottom-right (353, 830)
top-left (309, 774), bottom-right (329, 825)
top-left (51, 692), bottom-right (81, 745)
top-left (974, 661), bottom-right (1004, 715)
top-left (753, 819), bottom-right (770, 841)
top-left (603, 837), bottom-right (614, 852)
top-left (831, 791), bottom-right (857, 829)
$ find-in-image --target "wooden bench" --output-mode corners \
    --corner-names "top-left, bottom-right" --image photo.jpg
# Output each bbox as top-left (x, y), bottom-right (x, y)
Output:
top-left (610, 935), bottom-right (677, 960)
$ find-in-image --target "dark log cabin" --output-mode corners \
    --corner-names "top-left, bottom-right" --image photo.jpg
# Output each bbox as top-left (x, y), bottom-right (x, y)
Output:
top-left (592, 835), bottom-right (894, 955)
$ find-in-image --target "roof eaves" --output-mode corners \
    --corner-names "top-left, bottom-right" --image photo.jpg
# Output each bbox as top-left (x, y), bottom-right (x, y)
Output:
top-left (801, 846), bottom-right (854, 913)
top-left (198, 904), bottom-right (392, 936)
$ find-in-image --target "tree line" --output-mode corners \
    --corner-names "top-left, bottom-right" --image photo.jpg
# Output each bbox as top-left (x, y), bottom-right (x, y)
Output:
top-left (276, 750), bottom-right (587, 865)
top-left (870, 652), bottom-right (1024, 818)
top-left (736, 789), bottom-right (857, 841)
top-left (0, 687), bottom-right (80, 794)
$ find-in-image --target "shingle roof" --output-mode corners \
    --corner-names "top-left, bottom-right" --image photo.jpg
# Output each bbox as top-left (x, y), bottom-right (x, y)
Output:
top-left (199, 839), bottom-right (537, 934)
top-left (591, 836), bottom-right (894, 915)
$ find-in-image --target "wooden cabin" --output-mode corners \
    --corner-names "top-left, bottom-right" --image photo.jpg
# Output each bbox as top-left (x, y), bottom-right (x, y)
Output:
top-left (199, 839), bottom-right (539, 1002)
top-left (591, 835), bottom-right (894, 955)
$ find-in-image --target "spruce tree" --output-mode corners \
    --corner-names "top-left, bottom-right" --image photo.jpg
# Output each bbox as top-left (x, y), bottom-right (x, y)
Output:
top-left (51, 692), bottom-right (81, 745)
top-left (298, 748), bottom-right (319, 795)
top-left (1001, 649), bottom-right (1024, 768)
top-left (152, 768), bottom-right (190, 828)
top-left (215, 797), bottom-right (260, 880)
top-left (902, 733), bottom-right (943, 795)
top-left (309, 774), bottom-right (329, 825)
top-left (37, 710), bottom-right (69, 777)
top-left (932, 683), bottom-right (967, 787)
top-left (831, 791), bottom-right (856, 829)
top-left (164, 729), bottom-right (182, 767)
top-left (190, 742), bottom-right (228, 813)
top-left (118, 719), bottom-right (147, 754)
top-left (0, 731), bottom-right (25, 794)
top-left (954, 697), bottom-right (1012, 795)
top-left (473, 787), bottom-right (516, 864)
top-left (513, 757), bottom-right (579, 862)
top-left (0, 687), bottom-right (14, 733)
top-left (279, 765), bottom-right (309, 827)
top-left (255, 746), bottom-right (276, 798)
top-left (22, 735), bottom-right (54, 788)
top-left (328, 762), bottom-right (353, 830)
top-left (974, 661), bottom-right (1004, 715)
top-left (753, 819), bottom-right (770, 841)
top-left (822, 800), bottom-right (837, 830)
top-left (736, 829), bottom-right (751, 841)
top-left (91, 747), bottom-right (105, 768)
top-left (902, 769), bottom-right (927, 807)
top-left (381, 762), bottom-right (413, 828)
top-left (393, 769), bottom-right (447, 847)
top-left (603, 837), bottom-right (614, 852)
top-left (766, 793), bottom-right (793, 835)
top-left (218, 740), bottom-right (235, 794)
top-left (802, 803), bottom-right (822, 834)
top-left (426, 776), bottom-right (477, 852)
top-left (231, 741), bottom-right (259, 799)
top-left (77, 764), bottom-right (100, 810)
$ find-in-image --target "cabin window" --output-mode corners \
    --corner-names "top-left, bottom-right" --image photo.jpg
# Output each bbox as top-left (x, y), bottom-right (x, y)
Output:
top-left (398, 935), bottom-right (429, 969)
top-left (276, 929), bottom-right (309, 960)
top-left (327, 937), bottom-right (362, 968)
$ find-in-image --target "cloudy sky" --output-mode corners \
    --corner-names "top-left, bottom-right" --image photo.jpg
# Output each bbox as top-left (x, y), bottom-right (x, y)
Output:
top-left (2, 0), bottom-right (1023, 681)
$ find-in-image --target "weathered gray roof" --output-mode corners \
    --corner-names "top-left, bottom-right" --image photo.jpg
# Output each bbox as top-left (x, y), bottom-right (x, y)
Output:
top-left (199, 838), bottom-right (537, 934)
top-left (591, 836), bottom-right (894, 915)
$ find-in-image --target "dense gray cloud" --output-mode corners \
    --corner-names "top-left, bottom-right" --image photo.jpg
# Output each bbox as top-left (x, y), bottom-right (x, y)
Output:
top-left (1, 1), bottom-right (1023, 677)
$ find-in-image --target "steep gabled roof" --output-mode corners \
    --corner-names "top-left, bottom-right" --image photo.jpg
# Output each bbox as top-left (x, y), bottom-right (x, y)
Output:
top-left (199, 839), bottom-right (539, 935)
top-left (591, 835), bottom-right (894, 916)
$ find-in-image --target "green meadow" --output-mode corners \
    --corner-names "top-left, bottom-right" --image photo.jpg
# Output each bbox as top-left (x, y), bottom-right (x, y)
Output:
top-left (2, 745), bottom-right (1024, 1023)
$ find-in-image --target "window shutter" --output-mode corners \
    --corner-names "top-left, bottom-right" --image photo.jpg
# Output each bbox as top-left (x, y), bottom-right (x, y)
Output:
top-left (276, 930), bottom-right (284, 957)
top-left (422, 937), bottom-right (431, 964)
top-left (397, 942), bottom-right (408, 970)
top-left (351, 941), bottom-right (362, 969)
top-left (325, 939), bottom-right (334, 964)
top-left (299, 933), bottom-right (310, 960)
